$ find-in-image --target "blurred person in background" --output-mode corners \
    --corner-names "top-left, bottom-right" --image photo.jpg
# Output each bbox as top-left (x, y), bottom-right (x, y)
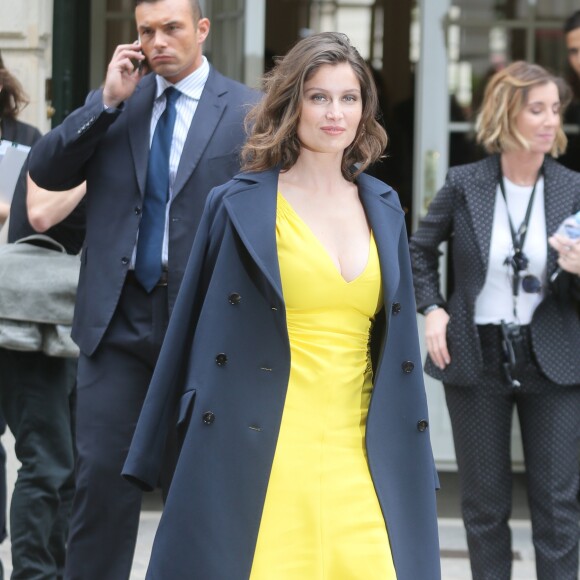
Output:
top-left (0, 50), bottom-right (42, 580)
top-left (0, 53), bottom-right (40, 231)
top-left (410, 61), bottom-right (580, 580)
top-left (1, 169), bottom-right (84, 579)
top-left (558, 9), bottom-right (580, 173)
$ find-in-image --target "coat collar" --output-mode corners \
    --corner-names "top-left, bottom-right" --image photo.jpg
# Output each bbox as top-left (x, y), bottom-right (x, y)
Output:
top-left (464, 154), bottom-right (574, 276)
top-left (223, 168), bottom-right (404, 309)
top-left (127, 66), bottom-right (228, 200)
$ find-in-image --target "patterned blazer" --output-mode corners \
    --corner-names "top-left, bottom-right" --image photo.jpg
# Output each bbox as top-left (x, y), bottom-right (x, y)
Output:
top-left (410, 154), bottom-right (580, 387)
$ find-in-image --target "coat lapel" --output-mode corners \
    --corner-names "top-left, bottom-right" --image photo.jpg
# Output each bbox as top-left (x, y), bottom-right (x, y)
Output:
top-left (224, 170), bottom-right (406, 310)
top-left (463, 155), bottom-right (499, 271)
top-left (172, 69), bottom-right (226, 199)
top-left (357, 175), bottom-right (403, 310)
top-left (127, 75), bottom-right (157, 199)
top-left (223, 170), bottom-right (283, 302)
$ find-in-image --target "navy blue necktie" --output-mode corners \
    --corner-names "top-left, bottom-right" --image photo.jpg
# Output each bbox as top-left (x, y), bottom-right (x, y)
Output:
top-left (135, 87), bottom-right (181, 291)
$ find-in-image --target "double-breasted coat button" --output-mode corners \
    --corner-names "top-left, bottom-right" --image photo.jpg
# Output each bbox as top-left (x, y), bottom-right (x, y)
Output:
top-left (202, 412), bottom-right (215, 425)
top-left (121, 257), bottom-right (129, 265)
top-left (391, 302), bottom-right (401, 315)
top-left (228, 292), bottom-right (242, 305)
top-left (401, 360), bottom-right (414, 373)
top-left (417, 420), bottom-right (429, 432)
top-left (215, 353), bottom-right (227, 366)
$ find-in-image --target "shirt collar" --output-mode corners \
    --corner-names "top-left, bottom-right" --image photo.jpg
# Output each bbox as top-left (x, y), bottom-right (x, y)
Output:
top-left (154, 56), bottom-right (210, 101)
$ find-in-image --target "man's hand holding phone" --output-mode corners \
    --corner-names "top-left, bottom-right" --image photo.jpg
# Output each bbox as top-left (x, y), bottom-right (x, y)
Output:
top-left (102, 40), bottom-right (148, 109)
top-left (131, 38), bottom-right (150, 75)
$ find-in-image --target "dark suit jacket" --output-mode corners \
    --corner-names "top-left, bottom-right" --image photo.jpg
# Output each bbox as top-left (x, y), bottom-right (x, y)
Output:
top-left (122, 168), bottom-right (441, 580)
top-left (410, 154), bottom-right (580, 386)
top-left (28, 68), bottom-right (259, 355)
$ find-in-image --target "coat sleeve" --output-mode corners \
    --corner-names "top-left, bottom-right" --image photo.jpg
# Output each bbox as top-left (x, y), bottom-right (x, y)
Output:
top-left (409, 168), bottom-right (458, 313)
top-left (122, 190), bottom-right (221, 491)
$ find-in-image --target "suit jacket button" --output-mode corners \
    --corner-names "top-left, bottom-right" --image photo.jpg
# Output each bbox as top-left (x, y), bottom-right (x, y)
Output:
top-left (121, 257), bottom-right (129, 265)
top-left (215, 353), bottom-right (227, 366)
top-left (417, 420), bottom-right (429, 432)
top-left (228, 292), bottom-right (241, 305)
top-left (402, 360), bottom-right (414, 373)
top-left (392, 302), bottom-right (401, 315)
top-left (202, 412), bottom-right (215, 425)
top-left (134, 206), bottom-right (142, 215)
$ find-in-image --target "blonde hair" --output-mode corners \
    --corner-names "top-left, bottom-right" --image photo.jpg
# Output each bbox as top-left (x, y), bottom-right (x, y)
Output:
top-left (476, 61), bottom-right (570, 156)
top-left (241, 32), bottom-right (387, 181)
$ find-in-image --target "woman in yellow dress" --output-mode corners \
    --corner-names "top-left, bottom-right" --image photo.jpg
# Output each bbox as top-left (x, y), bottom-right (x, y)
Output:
top-left (124, 32), bottom-right (440, 579)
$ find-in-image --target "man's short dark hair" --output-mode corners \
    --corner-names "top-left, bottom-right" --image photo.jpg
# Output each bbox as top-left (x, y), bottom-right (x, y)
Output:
top-left (134, 0), bottom-right (202, 21)
top-left (564, 10), bottom-right (580, 34)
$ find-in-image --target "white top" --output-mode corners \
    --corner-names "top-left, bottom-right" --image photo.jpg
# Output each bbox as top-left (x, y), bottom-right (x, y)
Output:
top-left (474, 176), bottom-right (547, 325)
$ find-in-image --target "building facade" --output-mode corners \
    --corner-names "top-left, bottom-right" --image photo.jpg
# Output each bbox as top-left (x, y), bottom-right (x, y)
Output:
top-left (2, 0), bottom-right (578, 470)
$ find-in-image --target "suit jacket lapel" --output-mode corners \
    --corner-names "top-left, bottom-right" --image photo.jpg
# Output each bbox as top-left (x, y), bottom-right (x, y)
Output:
top-left (463, 155), bottom-right (499, 271)
top-left (128, 75), bottom-right (157, 199)
top-left (173, 69), bottom-right (226, 198)
top-left (543, 157), bottom-right (577, 275)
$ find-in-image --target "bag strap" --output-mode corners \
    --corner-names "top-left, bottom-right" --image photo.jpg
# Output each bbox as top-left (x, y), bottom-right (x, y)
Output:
top-left (13, 234), bottom-right (67, 254)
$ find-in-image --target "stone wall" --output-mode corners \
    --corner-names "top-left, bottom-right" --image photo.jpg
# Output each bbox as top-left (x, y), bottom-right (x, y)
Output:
top-left (0, 0), bottom-right (53, 134)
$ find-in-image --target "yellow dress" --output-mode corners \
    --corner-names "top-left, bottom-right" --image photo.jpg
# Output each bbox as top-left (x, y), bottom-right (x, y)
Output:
top-left (250, 194), bottom-right (397, 579)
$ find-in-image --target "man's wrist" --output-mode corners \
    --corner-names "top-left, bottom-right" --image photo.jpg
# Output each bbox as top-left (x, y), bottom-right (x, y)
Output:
top-left (423, 304), bottom-right (441, 315)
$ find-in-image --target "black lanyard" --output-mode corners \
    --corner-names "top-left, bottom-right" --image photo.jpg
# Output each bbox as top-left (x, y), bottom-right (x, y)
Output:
top-left (498, 160), bottom-right (543, 299)
top-left (498, 165), bottom-right (542, 257)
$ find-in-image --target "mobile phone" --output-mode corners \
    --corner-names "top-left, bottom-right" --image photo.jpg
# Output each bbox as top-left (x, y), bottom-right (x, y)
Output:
top-left (131, 37), bottom-right (148, 73)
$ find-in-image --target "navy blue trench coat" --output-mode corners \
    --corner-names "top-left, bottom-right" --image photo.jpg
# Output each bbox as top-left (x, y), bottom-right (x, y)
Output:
top-left (123, 168), bottom-right (441, 579)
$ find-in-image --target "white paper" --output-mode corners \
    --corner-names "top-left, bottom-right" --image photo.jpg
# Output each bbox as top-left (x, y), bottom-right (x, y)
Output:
top-left (0, 142), bottom-right (31, 203)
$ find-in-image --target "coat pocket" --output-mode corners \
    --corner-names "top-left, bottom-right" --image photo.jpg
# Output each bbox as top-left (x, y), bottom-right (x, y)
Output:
top-left (176, 389), bottom-right (196, 442)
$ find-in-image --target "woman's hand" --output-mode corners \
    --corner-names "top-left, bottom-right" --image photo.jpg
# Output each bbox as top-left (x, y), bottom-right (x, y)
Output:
top-left (548, 234), bottom-right (580, 276)
top-left (425, 308), bottom-right (451, 370)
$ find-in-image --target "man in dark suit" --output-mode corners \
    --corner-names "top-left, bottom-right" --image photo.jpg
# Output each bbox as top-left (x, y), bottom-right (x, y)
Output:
top-left (28, 0), bottom-right (259, 578)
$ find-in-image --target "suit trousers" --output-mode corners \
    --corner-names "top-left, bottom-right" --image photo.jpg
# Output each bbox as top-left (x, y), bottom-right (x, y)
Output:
top-left (0, 348), bottom-right (76, 580)
top-left (444, 325), bottom-right (580, 580)
top-left (64, 278), bottom-right (169, 580)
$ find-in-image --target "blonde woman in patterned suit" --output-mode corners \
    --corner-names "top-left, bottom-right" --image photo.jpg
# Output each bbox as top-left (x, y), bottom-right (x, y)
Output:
top-left (410, 61), bottom-right (580, 580)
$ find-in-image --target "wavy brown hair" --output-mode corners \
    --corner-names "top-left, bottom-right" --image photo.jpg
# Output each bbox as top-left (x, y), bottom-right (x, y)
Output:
top-left (0, 65), bottom-right (29, 119)
top-left (476, 61), bottom-right (570, 156)
top-left (241, 32), bottom-right (387, 181)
